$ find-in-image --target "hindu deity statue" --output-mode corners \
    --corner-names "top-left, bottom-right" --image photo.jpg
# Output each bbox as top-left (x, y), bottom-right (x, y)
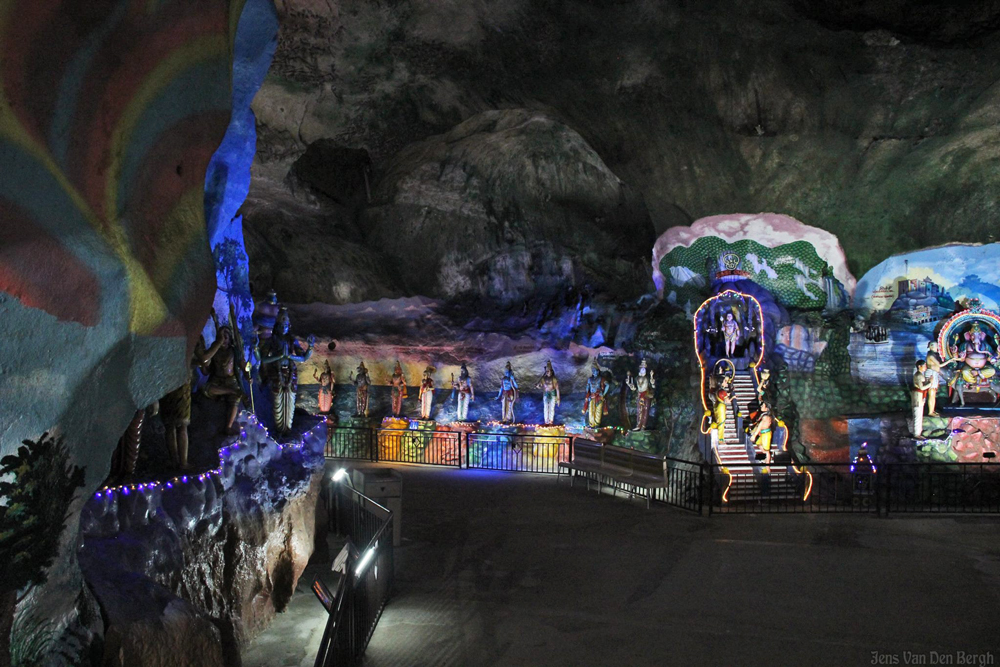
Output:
top-left (160, 333), bottom-right (210, 470)
top-left (351, 361), bottom-right (371, 417)
top-left (618, 370), bottom-right (634, 430)
top-left (260, 308), bottom-right (315, 434)
top-left (314, 360), bottom-right (335, 415)
top-left (628, 359), bottom-right (656, 431)
top-left (723, 311), bottom-right (740, 358)
top-left (253, 289), bottom-right (281, 341)
top-left (754, 366), bottom-right (771, 404)
top-left (706, 386), bottom-right (729, 447)
top-left (946, 320), bottom-right (1000, 406)
top-left (497, 362), bottom-right (519, 423)
top-left (203, 311), bottom-right (244, 434)
top-left (419, 366), bottom-right (435, 420)
top-left (583, 363), bottom-right (610, 429)
top-left (451, 364), bottom-right (475, 421)
top-left (389, 361), bottom-right (408, 417)
top-left (749, 402), bottom-right (774, 469)
top-left (535, 361), bottom-right (560, 425)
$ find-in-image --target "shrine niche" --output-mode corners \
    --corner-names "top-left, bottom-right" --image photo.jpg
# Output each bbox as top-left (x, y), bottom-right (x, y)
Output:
top-left (937, 300), bottom-right (1000, 406)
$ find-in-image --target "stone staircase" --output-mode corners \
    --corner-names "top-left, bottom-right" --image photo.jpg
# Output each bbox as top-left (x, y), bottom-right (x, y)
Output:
top-left (714, 370), bottom-right (802, 503)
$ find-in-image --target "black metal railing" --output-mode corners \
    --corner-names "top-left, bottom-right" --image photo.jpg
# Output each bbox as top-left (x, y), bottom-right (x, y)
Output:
top-left (377, 428), bottom-right (462, 467)
top-left (323, 429), bottom-right (1000, 516)
top-left (706, 463), bottom-right (880, 514)
top-left (314, 484), bottom-right (394, 667)
top-left (651, 458), bottom-right (706, 513)
top-left (884, 462), bottom-right (1000, 514)
top-left (325, 426), bottom-right (375, 461)
top-left (466, 432), bottom-right (571, 474)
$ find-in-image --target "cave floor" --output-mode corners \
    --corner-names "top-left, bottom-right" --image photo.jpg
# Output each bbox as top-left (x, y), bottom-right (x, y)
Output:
top-left (244, 465), bottom-right (1000, 667)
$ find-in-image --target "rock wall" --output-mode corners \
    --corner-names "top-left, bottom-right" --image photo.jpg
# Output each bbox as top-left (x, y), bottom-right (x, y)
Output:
top-left (0, 0), bottom-right (274, 660)
top-left (78, 414), bottom-right (326, 665)
top-left (204, 0), bottom-right (280, 348)
top-left (248, 0), bottom-right (1000, 293)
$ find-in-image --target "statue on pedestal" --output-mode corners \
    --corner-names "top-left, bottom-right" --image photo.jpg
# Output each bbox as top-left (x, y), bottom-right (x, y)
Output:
top-left (260, 308), bottom-right (314, 434)
top-left (629, 359), bottom-right (656, 431)
top-left (389, 361), bottom-right (408, 417)
top-left (451, 364), bottom-right (474, 421)
top-left (351, 362), bottom-right (371, 418)
top-left (535, 361), bottom-right (560, 425)
top-left (583, 363), bottom-right (610, 429)
top-left (314, 360), bottom-right (335, 415)
top-left (497, 362), bottom-right (519, 424)
top-left (203, 311), bottom-right (244, 434)
top-left (419, 366), bottom-right (435, 420)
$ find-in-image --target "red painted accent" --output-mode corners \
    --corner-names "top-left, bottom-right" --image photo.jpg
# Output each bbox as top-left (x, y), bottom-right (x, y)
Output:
top-left (0, 201), bottom-right (100, 325)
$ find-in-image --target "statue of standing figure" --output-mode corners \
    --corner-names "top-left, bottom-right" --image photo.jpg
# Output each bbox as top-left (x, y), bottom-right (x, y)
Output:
top-left (618, 370), bottom-right (634, 429)
top-left (706, 386), bottom-right (729, 447)
top-left (451, 363), bottom-right (475, 421)
top-left (253, 289), bottom-right (281, 342)
top-left (749, 402), bottom-right (774, 470)
top-left (627, 359), bottom-right (656, 431)
top-left (583, 363), bottom-right (610, 429)
top-left (535, 361), bottom-right (560, 425)
top-left (351, 361), bottom-right (371, 418)
top-left (160, 334), bottom-right (209, 470)
top-left (497, 362), bottom-right (519, 423)
top-left (723, 311), bottom-right (740, 358)
top-left (419, 366), bottom-right (435, 420)
top-left (389, 361), bottom-right (408, 417)
top-left (314, 360), bottom-right (335, 415)
top-left (260, 308), bottom-right (314, 434)
top-left (203, 311), bottom-right (244, 434)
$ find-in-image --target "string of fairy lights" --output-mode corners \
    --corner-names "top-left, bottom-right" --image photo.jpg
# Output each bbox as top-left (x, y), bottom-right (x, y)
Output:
top-left (93, 412), bottom-right (324, 501)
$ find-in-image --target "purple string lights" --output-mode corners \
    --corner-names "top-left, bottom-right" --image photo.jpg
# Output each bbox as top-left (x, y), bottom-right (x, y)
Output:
top-left (94, 411), bottom-right (324, 501)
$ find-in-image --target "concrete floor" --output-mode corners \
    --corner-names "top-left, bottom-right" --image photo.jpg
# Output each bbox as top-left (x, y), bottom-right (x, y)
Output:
top-left (244, 465), bottom-right (1000, 667)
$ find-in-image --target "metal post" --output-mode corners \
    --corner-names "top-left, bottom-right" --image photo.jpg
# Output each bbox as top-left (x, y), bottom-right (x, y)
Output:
top-left (698, 463), bottom-right (705, 515)
top-left (884, 464), bottom-right (891, 517)
top-left (707, 463), bottom-right (714, 516)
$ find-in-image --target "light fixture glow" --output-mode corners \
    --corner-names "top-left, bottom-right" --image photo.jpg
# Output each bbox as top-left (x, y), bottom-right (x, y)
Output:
top-left (355, 542), bottom-right (378, 576)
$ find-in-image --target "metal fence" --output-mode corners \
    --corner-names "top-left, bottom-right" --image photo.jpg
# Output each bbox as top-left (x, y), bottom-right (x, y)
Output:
top-left (315, 484), bottom-right (394, 667)
top-left (325, 426), bottom-right (374, 461)
top-left (705, 463), bottom-right (879, 515)
top-left (651, 458), bottom-right (707, 513)
top-left (324, 429), bottom-right (1000, 516)
top-left (324, 427), bottom-right (571, 473)
top-left (377, 428), bottom-right (462, 467)
top-left (884, 462), bottom-right (1000, 514)
top-left (466, 433), bottom-right (571, 474)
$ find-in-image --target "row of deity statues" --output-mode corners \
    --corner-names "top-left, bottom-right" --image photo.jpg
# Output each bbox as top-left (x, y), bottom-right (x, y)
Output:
top-left (326, 358), bottom-right (656, 430)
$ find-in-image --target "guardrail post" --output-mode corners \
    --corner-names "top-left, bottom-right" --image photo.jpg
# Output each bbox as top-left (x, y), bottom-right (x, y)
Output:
top-left (884, 463), bottom-right (893, 516)
top-left (370, 427), bottom-right (378, 463)
top-left (707, 463), bottom-right (714, 516)
top-left (698, 463), bottom-right (705, 516)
